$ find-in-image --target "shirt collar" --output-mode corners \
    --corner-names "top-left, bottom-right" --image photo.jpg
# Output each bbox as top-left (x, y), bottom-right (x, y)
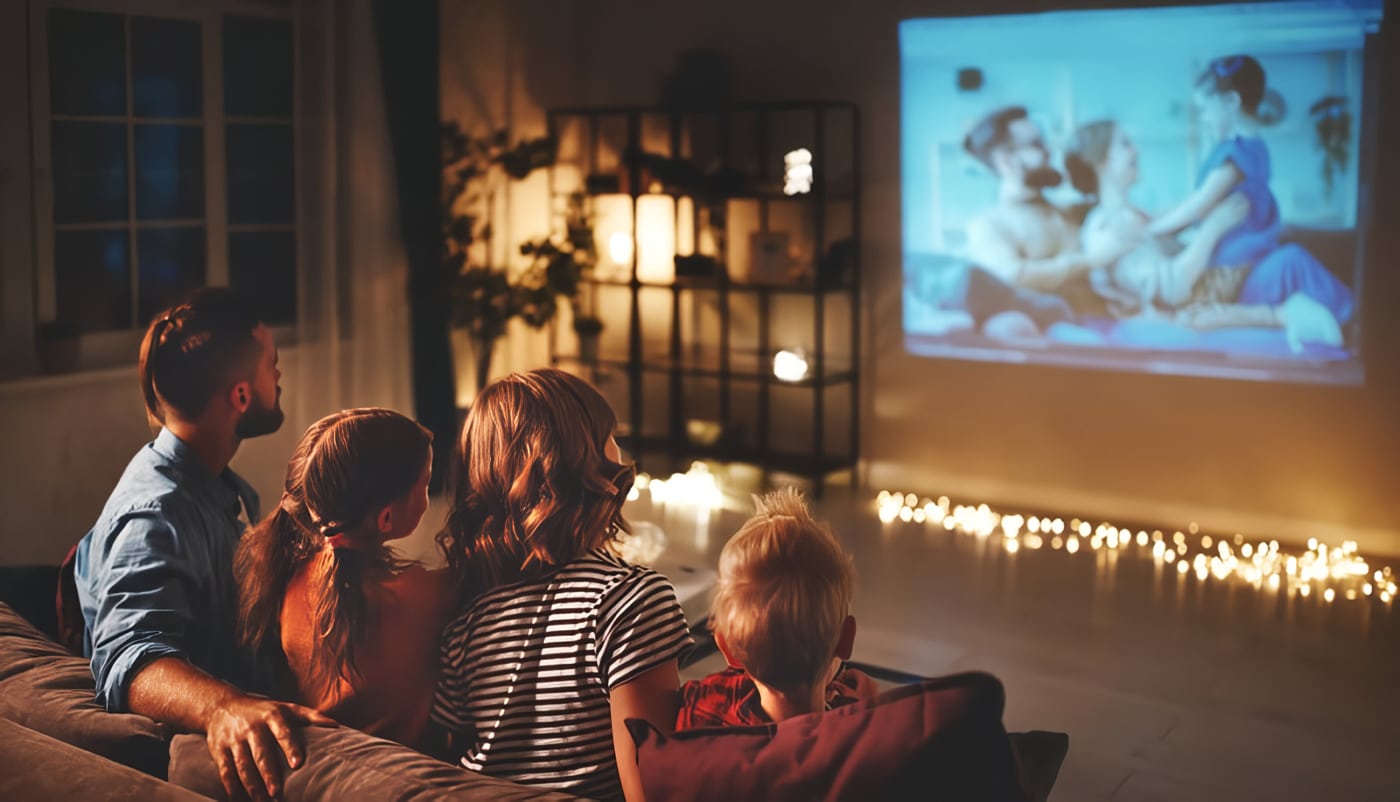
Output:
top-left (151, 428), bottom-right (260, 522)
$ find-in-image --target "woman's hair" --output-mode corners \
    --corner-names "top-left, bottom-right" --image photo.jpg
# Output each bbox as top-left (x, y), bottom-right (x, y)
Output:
top-left (139, 287), bottom-right (263, 423)
top-left (709, 488), bottom-right (855, 691)
top-left (1197, 55), bottom-right (1266, 116)
top-left (436, 368), bottom-right (634, 598)
top-left (1064, 119), bottom-right (1118, 198)
top-left (236, 408), bottom-right (433, 699)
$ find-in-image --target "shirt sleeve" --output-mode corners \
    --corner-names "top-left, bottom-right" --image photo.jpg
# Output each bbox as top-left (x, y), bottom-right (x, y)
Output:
top-left (87, 512), bottom-right (200, 712)
top-left (430, 612), bottom-right (473, 734)
top-left (595, 567), bottom-right (694, 693)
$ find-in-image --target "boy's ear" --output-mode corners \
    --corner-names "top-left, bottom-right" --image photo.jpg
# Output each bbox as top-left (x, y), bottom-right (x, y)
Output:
top-left (713, 631), bottom-right (744, 670)
top-left (834, 615), bottom-right (857, 661)
top-left (376, 505), bottom-right (394, 535)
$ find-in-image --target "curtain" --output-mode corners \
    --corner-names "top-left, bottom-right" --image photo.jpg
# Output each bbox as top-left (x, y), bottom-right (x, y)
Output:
top-left (370, 0), bottom-right (458, 494)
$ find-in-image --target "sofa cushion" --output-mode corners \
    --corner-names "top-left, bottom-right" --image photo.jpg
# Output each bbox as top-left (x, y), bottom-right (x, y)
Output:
top-left (169, 725), bottom-right (587, 801)
top-left (0, 718), bottom-right (206, 802)
top-left (629, 671), bottom-right (1027, 802)
top-left (0, 602), bottom-right (170, 777)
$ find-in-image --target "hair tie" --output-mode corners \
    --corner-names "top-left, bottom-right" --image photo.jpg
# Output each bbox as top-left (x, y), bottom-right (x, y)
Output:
top-left (1212, 56), bottom-right (1244, 78)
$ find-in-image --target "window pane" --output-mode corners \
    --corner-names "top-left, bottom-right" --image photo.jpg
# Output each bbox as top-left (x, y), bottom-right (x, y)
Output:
top-left (223, 15), bottom-right (292, 118)
top-left (226, 124), bottom-right (294, 224)
top-left (48, 9), bottom-right (125, 116)
top-left (229, 230), bottom-right (296, 325)
top-left (52, 122), bottom-right (128, 224)
top-left (132, 16), bottom-right (202, 118)
top-left (138, 227), bottom-right (206, 325)
top-left (135, 125), bottom-right (204, 220)
top-left (55, 229), bottom-right (131, 332)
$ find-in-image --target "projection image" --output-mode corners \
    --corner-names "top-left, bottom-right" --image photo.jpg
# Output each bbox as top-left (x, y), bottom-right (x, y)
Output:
top-left (900, 1), bottom-right (1383, 384)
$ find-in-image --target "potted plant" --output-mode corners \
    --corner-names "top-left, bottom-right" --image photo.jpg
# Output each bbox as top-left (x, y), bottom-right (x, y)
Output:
top-left (573, 315), bottom-right (604, 364)
top-left (35, 319), bottom-right (81, 374)
top-left (441, 121), bottom-right (561, 393)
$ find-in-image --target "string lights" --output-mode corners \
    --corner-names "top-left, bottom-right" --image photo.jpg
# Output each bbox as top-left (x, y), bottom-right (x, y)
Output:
top-left (874, 491), bottom-right (1397, 606)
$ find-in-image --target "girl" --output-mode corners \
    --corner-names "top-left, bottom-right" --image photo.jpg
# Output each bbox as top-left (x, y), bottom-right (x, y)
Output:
top-left (433, 368), bottom-right (692, 802)
top-left (1145, 55), bottom-right (1353, 327)
top-left (236, 408), bottom-right (450, 749)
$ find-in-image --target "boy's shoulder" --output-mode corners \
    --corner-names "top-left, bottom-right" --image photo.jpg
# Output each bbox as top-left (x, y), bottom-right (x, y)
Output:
top-left (677, 667), bottom-right (765, 731)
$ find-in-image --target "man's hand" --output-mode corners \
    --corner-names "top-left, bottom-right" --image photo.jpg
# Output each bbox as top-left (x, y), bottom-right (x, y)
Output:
top-left (205, 695), bottom-right (336, 802)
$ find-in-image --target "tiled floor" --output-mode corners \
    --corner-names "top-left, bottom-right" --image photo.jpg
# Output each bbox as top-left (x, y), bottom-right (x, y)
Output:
top-left (616, 489), bottom-right (1400, 802)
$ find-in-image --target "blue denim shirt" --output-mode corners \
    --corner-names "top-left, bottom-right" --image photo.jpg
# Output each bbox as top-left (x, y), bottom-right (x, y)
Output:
top-left (74, 428), bottom-right (262, 712)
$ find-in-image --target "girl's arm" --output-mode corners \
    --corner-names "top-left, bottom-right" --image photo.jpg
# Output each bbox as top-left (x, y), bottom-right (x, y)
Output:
top-left (1148, 163), bottom-right (1242, 236)
top-left (1157, 194), bottom-right (1249, 307)
top-left (610, 660), bottom-right (682, 802)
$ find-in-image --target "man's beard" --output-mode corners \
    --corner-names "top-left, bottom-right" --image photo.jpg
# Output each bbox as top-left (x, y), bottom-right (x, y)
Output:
top-left (1024, 166), bottom-right (1063, 190)
top-left (235, 392), bottom-right (284, 439)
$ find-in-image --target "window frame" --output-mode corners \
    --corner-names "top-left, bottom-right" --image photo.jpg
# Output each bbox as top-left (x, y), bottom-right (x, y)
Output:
top-left (26, 0), bottom-right (299, 372)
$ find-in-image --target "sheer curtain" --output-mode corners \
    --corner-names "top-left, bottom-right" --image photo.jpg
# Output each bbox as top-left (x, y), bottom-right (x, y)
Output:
top-left (289, 0), bottom-right (416, 432)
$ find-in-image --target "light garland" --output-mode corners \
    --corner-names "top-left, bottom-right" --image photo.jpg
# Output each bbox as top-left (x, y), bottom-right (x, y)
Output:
top-left (630, 462), bottom-right (724, 510)
top-left (874, 491), bottom-right (1397, 606)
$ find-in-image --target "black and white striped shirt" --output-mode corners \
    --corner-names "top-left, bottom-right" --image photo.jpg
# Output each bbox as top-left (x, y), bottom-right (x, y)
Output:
top-left (433, 548), bottom-right (693, 800)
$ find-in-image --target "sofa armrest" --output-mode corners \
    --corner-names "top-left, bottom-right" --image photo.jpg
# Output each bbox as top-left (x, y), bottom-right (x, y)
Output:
top-left (168, 725), bottom-right (588, 801)
top-left (0, 718), bottom-right (207, 802)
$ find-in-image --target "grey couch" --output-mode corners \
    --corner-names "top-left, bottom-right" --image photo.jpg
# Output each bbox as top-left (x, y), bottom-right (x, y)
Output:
top-left (0, 600), bottom-right (580, 801)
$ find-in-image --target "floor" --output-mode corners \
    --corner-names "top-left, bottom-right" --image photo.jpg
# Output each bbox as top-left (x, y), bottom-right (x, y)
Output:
top-left (400, 479), bottom-right (1400, 802)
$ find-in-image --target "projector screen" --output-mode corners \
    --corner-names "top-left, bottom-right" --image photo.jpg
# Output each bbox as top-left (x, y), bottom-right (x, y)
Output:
top-left (900, 1), bottom-right (1383, 385)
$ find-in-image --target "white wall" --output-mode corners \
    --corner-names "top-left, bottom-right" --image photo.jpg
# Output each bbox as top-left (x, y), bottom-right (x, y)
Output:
top-left (442, 0), bottom-right (1400, 555)
top-left (0, 357), bottom-right (302, 565)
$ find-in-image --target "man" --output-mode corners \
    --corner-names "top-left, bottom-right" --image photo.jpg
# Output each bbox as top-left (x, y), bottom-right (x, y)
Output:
top-left (74, 288), bottom-right (331, 802)
top-left (963, 106), bottom-right (1094, 294)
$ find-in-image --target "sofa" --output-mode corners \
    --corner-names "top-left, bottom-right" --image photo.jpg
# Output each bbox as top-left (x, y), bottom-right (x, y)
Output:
top-left (1, 571), bottom-right (1067, 801)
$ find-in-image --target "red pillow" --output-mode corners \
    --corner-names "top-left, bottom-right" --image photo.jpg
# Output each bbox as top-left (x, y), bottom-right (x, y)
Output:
top-left (629, 671), bottom-right (1027, 802)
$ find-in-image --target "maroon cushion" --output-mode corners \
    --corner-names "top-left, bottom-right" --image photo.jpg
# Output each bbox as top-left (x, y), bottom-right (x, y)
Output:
top-left (0, 603), bottom-right (170, 777)
top-left (630, 671), bottom-right (1027, 802)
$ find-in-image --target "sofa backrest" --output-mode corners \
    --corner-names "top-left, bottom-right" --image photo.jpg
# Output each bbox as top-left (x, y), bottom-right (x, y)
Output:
top-left (0, 602), bottom-right (170, 777)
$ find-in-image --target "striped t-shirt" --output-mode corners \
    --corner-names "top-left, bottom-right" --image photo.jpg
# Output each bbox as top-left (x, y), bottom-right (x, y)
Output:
top-left (432, 548), bottom-right (694, 801)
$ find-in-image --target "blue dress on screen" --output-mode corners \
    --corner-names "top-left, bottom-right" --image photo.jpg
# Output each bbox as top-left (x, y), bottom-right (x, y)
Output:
top-left (1197, 136), bottom-right (1354, 323)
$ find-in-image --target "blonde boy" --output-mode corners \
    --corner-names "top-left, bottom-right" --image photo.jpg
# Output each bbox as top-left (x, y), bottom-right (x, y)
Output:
top-left (676, 488), bottom-right (877, 729)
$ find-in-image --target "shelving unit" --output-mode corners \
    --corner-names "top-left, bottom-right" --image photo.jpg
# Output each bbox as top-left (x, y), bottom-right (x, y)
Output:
top-left (545, 101), bottom-right (860, 495)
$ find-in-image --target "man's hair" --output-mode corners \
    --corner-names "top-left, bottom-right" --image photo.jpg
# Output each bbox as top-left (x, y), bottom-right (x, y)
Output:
top-left (138, 287), bottom-right (264, 423)
top-left (963, 106), bottom-right (1029, 170)
top-left (709, 487), bottom-right (856, 691)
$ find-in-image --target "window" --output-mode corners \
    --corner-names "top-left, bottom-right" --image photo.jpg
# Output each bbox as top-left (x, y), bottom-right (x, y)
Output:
top-left (31, 1), bottom-right (297, 356)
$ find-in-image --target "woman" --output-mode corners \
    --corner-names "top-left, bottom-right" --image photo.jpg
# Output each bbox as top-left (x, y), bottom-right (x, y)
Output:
top-left (433, 369), bottom-right (692, 802)
top-left (236, 408), bottom-right (450, 749)
top-left (1065, 119), bottom-right (1346, 350)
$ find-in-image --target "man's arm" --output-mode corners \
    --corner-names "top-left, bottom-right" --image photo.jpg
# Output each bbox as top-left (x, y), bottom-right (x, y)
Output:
top-left (129, 659), bottom-right (333, 802)
top-left (967, 215), bottom-right (1091, 292)
top-left (87, 516), bottom-right (332, 802)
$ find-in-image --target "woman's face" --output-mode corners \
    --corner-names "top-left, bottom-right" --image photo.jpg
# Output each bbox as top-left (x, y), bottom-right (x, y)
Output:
top-left (1101, 126), bottom-right (1140, 191)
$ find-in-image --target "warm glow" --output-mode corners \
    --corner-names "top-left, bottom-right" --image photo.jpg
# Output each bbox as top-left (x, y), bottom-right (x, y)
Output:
top-left (783, 147), bottom-right (814, 195)
top-left (869, 488), bottom-right (1395, 609)
top-left (773, 349), bottom-right (810, 382)
top-left (608, 232), bottom-right (634, 267)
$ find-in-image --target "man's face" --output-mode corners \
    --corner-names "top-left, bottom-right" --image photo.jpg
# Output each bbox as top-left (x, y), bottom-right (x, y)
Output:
top-left (235, 324), bottom-right (284, 439)
top-left (996, 117), bottom-right (1062, 190)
